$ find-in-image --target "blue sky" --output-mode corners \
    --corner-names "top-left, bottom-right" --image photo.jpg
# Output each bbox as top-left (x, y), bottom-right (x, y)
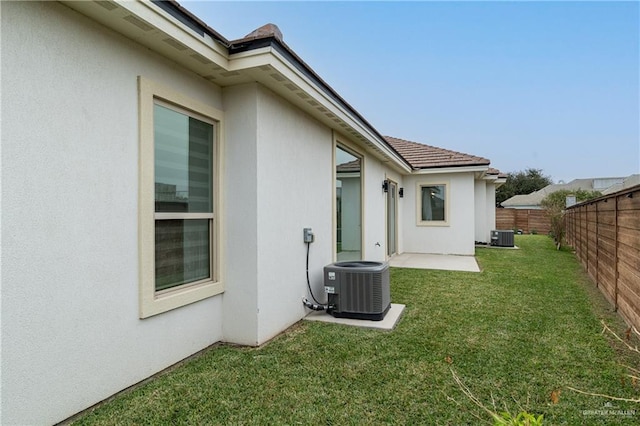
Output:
top-left (183, 1), bottom-right (639, 183)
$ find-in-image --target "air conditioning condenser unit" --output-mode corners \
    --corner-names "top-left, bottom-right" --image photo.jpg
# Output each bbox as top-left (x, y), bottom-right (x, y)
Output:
top-left (323, 261), bottom-right (391, 321)
top-left (491, 230), bottom-right (515, 247)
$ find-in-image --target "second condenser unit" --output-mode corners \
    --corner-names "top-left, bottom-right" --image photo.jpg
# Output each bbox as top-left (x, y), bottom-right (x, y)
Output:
top-left (323, 261), bottom-right (391, 321)
top-left (491, 230), bottom-right (515, 247)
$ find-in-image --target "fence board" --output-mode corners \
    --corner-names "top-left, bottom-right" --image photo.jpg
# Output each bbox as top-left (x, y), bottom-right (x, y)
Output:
top-left (598, 223), bottom-right (615, 240)
top-left (495, 208), bottom-right (551, 234)
top-left (618, 245), bottom-right (640, 272)
top-left (619, 211), bottom-right (640, 230)
top-left (618, 298), bottom-right (640, 337)
top-left (618, 272), bottom-right (640, 327)
top-left (565, 185), bottom-right (640, 332)
top-left (496, 209), bottom-right (515, 230)
top-left (619, 230), bottom-right (640, 251)
top-left (597, 200), bottom-right (616, 211)
top-left (617, 193), bottom-right (640, 211)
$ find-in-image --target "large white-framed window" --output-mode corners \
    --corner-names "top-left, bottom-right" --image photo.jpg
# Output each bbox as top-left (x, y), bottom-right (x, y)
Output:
top-left (138, 76), bottom-right (224, 318)
top-left (417, 182), bottom-right (449, 226)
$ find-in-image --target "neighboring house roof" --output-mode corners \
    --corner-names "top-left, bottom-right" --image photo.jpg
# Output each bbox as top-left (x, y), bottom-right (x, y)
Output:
top-left (384, 136), bottom-right (491, 169)
top-left (602, 174), bottom-right (640, 195)
top-left (501, 176), bottom-right (629, 208)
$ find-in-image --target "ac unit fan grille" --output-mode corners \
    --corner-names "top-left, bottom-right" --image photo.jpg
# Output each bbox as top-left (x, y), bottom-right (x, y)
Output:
top-left (343, 272), bottom-right (383, 312)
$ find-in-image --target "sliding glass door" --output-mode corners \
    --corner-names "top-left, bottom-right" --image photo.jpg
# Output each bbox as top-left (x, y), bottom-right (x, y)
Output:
top-left (387, 180), bottom-right (397, 257)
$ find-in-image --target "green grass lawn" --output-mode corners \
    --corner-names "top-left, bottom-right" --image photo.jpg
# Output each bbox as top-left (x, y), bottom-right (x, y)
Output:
top-left (74, 236), bottom-right (640, 424)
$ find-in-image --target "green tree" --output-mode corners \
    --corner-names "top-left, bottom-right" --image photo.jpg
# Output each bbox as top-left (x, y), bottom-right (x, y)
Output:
top-left (541, 189), bottom-right (601, 249)
top-left (496, 168), bottom-right (553, 205)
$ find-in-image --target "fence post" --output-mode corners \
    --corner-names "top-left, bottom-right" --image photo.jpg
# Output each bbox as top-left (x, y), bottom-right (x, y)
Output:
top-left (614, 194), bottom-right (619, 311)
top-left (586, 206), bottom-right (590, 274)
top-left (595, 202), bottom-right (599, 287)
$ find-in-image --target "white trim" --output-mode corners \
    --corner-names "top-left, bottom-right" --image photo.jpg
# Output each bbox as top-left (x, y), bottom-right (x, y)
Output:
top-left (61, 1), bottom-right (412, 174)
top-left (333, 133), bottom-right (365, 261)
top-left (413, 165), bottom-right (488, 175)
top-left (385, 177), bottom-right (399, 258)
top-left (231, 48), bottom-right (411, 173)
top-left (416, 181), bottom-right (450, 227)
top-left (138, 76), bottom-right (224, 319)
top-left (155, 213), bottom-right (215, 220)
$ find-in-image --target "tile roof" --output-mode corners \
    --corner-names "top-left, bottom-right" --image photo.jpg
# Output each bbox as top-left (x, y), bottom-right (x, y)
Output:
top-left (487, 167), bottom-right (507, 178)
top-left (384, 136), bottom-right (490, 170)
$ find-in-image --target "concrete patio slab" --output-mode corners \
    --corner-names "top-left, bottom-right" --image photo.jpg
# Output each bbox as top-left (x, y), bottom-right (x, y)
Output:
top-left (304, 303), bottom-right (406, 330)
top-left (388, 253), bottom-right (480, 272)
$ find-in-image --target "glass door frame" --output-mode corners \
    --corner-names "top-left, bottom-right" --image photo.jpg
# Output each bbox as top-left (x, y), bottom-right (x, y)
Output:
top-left (333, 138), bottom-right (364, 262)
top-left (386, 179), bottom-right (398, 257)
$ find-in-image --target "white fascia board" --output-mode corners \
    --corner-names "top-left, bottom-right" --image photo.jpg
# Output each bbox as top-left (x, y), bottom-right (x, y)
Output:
top-left (229, 46), bottom-right (411, 173)
top-left (62, 1), bottom-right (409, 172)
top-left (483, 174), bottom-right (507, 187)
top-left (412, 165), bottom-right (488, 175)
top-left (61, 0), bottom-right (230, 70)
top-left (483, 174), bottom-right (498, 182)
top-left (127, 1), bottom-right (230, 66)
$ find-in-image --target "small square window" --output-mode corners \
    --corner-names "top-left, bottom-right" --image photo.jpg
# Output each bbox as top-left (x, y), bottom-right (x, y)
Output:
top-left (417, 183), bottom-right (448, 225)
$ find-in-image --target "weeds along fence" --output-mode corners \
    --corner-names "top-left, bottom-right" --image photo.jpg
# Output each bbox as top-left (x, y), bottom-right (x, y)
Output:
top-left (565, 184), bottom-right (640, 331)
top-left (495, 208), bottom-right (551, 234)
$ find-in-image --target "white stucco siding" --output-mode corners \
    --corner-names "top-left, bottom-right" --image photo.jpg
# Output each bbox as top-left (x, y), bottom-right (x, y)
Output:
top-left (486, 184), bottom-right (497, 237)
top-left (383, 168), bottom-right (405, 257)
top-left (254, 86), bottom-right (333, 344)
top-left (1, 2), bottom-right (223, 424)
top-left (221, 84), bottom-right (260, 345)
top-left (474, 181), bottom-right (488, 243)
top-left (362, 157), bottom-right (400, 261)
top-left (402, 172), bottom-right (476, 255)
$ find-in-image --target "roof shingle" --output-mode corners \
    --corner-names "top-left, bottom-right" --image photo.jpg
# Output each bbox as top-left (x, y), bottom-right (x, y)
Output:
top-left (385, 136), bottom-right (490, 170)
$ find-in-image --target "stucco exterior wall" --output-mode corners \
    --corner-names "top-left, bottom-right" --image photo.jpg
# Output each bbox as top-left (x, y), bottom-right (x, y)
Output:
top-left (1, 2), bottom-right (224, 424)
top-left (402, 172), bottom-right (476, 255)
top-left (474, 181), bottom-right (489, 243)
top-left (221, 83), bottom-right (260, 345)
top-left (1, 2), bottom-right (497, 424)
top-left (254, 86), bottom-right (333, 344)
top-left (362, 157), bottom-right (401, 261)
top-left (486, 184), bottom-right (497, 239)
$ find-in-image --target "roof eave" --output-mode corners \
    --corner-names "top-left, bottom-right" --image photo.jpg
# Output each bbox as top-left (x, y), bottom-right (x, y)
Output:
top-left (228, 36), bottom-right (411, 172)
top-left (412, 164), bottom-right (490, 175)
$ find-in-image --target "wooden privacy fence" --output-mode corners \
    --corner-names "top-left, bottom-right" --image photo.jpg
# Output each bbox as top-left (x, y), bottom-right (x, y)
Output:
top-left (565, 184), bottom-right (640, 331)
top-left (496, 208), bottom-right (551, 234)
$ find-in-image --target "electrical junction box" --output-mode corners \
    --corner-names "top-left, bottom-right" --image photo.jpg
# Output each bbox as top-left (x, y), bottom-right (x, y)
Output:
top-left (324, 261), bottom-right (391, 321)
top-left (303, 228), bottom-right (314, 243)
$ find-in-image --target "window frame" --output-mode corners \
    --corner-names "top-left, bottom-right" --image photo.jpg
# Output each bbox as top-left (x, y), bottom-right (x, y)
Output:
top-left (138, 76), bottom-right (224, 318)
top-left (416, 181), bottom-right (449, 226)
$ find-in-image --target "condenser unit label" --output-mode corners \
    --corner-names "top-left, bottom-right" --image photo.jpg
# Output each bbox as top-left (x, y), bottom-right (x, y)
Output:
top-left (325, 286), bottom-right (335, 294)
top-left (328, 272), bottom-right (336, 280)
